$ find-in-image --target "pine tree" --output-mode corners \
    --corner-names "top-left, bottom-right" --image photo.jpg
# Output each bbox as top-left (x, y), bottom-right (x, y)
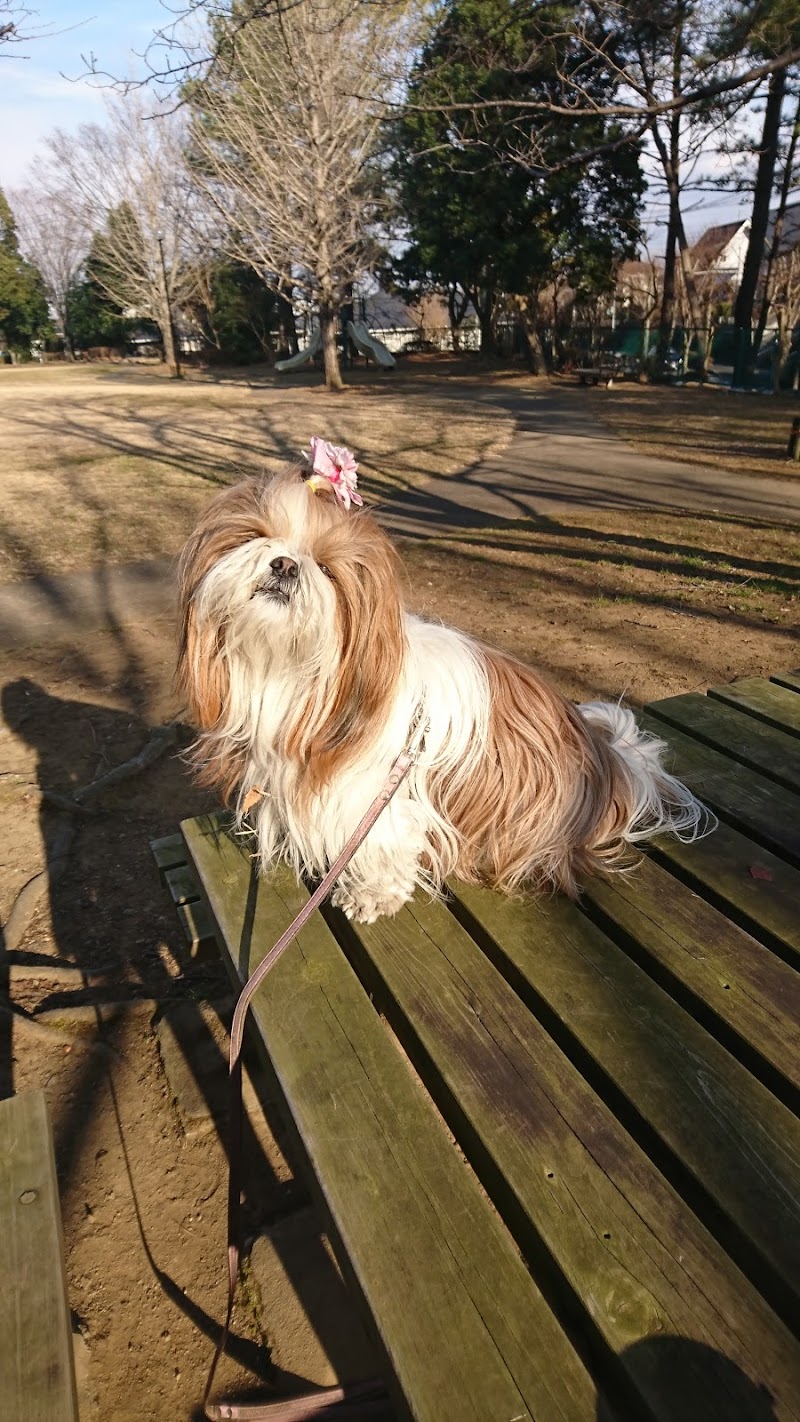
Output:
top-left (388, 0), bottom-right (645, 363)
top-left (0, 188), bottom-right (51, 354)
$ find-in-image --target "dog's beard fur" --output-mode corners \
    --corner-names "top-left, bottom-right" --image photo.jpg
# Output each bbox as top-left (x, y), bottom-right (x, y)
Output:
top-left (177, 465), bottom-right (710, 922)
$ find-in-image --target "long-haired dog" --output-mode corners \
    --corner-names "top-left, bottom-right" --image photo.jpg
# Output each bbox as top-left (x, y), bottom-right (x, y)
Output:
top-left (177, 459), bottom-right (708, 922)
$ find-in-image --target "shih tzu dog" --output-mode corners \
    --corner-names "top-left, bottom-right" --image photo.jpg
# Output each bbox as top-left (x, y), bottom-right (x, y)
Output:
top-left (177, 439), bottom-right (708, 923)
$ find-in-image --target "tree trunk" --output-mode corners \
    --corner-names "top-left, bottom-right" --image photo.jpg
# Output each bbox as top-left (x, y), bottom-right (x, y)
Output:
top-left (774, 312), bottom-right (788, 394)
top-left (512, 295), bottom-right (549, 373)
top-left (319, 303), bottom-right (343, 389)
top-left (754, 91), bottom-right (800, 358)
top-left (448, 286), bottom-right (467, 351)
top-left (278, 288), bottom-right (298, 355)
top-left (733, 66), bottom-right (788, 387)
top-left (154, 235), bottom-right (181, 377)
top-left (160, 313), bottom-right (179, 377)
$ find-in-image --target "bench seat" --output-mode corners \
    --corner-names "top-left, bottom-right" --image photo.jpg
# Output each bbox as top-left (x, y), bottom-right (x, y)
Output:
top-left (173, 672), bottom-right (800, 1420)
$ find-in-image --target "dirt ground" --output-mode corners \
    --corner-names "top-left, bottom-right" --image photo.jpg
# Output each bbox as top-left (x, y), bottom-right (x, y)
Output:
top-left (1, 361), bottom-right (798, 1420)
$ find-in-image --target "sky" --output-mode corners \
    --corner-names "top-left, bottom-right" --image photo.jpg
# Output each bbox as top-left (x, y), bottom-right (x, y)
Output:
top-left (2, 0), bottom-right (752, 240)
top-left (0, 0), bottom-right (173, 188)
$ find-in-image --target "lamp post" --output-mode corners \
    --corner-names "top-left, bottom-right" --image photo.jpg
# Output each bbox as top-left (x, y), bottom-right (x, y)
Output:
top-left (156, 231), bottom-right (180, 378)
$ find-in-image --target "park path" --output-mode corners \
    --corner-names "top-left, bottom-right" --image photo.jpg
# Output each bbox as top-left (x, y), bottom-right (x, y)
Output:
top-left (377, 382), bottom-right (800, 537)
top-left (1, 381), bottom-right (797, 646)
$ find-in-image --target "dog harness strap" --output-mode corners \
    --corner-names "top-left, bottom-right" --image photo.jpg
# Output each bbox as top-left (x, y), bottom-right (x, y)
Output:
top-left (204, 745), bottom-right (416, 1422)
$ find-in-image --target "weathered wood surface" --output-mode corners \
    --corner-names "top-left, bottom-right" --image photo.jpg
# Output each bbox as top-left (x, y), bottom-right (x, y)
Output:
top-left (707, 675), bottom-right (800, 737)
top-left (177, 671), bottom-right (800, 1422)
top-left (0, 1089), bottom-right (79, 1422)
top-left (183, 815), bottom-right (601, 1422)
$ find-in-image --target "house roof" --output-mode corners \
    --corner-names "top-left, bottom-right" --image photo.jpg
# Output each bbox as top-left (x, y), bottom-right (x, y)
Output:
top-left (363, 291), bottom-right (415, 330)
top-left (766, 197), bottom-right (800, 255)
top-left (691, 219), bottom-right (748, 267)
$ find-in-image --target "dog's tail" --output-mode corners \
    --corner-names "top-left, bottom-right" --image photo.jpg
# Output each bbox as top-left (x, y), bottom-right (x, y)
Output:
top-left (578, 701), bottom-right (714, 848)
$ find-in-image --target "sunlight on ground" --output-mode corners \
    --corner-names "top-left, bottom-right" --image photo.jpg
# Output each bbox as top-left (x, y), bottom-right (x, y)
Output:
top-left (588, 381), bottom-right (800, 479)
top-left (0, 362), bottom-right (514, 580)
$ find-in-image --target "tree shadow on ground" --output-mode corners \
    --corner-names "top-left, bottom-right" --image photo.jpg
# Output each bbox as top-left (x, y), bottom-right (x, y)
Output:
top-left (0, 553), bottom-right (379, 1407)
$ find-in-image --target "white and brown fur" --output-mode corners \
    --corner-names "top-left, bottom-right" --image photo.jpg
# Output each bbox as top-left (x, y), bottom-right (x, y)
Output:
top-left (177, 464), bottom-right (709, 922)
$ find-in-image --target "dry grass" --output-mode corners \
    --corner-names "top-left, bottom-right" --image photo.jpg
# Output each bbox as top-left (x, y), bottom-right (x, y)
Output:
top-left (0, 361), bottom-right (514, 581)
top-left (588, 381), bottom-right (800, 479)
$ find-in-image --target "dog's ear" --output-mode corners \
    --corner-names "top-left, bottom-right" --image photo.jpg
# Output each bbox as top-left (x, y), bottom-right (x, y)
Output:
top-left (286, 518), bottom-right (405, 791)
top-left (176, 597), bottom-right (228, 731)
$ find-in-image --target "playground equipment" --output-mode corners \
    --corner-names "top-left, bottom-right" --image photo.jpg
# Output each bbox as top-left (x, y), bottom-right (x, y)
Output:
top-left (346, 320), bottom-right (396, 369)
top-left (275, 326), bottom-right (321, 372)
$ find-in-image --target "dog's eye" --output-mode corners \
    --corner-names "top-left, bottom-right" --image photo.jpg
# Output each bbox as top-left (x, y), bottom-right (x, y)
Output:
top-left (319, 564), bottom-right (336, 581)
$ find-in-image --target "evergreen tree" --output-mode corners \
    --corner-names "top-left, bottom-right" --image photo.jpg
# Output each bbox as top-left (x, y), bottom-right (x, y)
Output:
top-left (0, 188), bottom-right (51, 354)
top-left (193, 260), bottom-right (293, 364)
top-left (388, 0), bottom-right (645, 362)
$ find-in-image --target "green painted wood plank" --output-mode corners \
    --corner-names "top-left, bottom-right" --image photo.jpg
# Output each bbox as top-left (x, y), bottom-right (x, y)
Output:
top-left (164, 862), bottom-right (203, 907)
top-left (707, 677), bottom-right (800, 738)
top-left (0, 1090), bottom-right (79, 1422)
top-left (651, 821), bottom-right (800, 965)
top-left (640, 712), bottom-right (800, 867)
top-left (182, 814), bottom-right (599, 1422)
top-left (344, 894), bottom-right (800, 1422)
top-left (176, 897), bottom-right (217, 956)
top-left (771, 670), bottom-right (800, 694)
top-left (582, 856), bottom-right (800, 1101)
top-left (150, 833), bottom-right (187, 875)
top-left (647, 692), bottom-right (800, 794)
top-left (454, 876), bottom-right (800, 1317)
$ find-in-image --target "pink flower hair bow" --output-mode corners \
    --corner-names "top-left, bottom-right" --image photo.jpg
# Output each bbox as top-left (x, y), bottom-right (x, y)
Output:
top-left (302, 436), bottom-right (363, 510)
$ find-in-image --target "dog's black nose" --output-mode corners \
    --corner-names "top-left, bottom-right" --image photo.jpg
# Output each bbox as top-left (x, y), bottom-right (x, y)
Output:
top-left (270, 556), bottom-right (299, 579)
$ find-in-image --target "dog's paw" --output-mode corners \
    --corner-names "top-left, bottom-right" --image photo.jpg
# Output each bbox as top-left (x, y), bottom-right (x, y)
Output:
top-left (332, 882), bottom-right (413, 924)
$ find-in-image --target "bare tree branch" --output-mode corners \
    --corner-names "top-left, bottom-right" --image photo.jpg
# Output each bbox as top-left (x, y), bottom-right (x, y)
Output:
top-left (186, 0), bottom-right (414, 387)
top-left (33, 95), bottom-right (207, 372)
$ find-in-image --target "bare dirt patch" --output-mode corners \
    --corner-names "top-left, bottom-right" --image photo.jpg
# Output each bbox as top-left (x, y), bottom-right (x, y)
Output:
top-left (587, 380), bottom-right (800, 481)
top-left (0, 361), bottom-right (515, 582)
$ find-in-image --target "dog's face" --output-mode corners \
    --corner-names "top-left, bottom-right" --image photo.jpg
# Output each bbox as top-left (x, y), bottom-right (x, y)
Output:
top-left (177, 466), bottom-right (406, 794)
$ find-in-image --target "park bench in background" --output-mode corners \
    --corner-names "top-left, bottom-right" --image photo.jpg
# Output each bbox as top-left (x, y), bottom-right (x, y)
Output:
top-left (0, 1089), bottom-right (79, 1422)
top-left (157, 671), bottom-right (800, 1421)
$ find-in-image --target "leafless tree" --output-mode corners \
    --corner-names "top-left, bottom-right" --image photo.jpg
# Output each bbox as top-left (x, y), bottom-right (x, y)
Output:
top-left (764, 246), bottom-right (800, 393)
top-left (37, 96), bottom-right (203, 374)
top-left (9, 185), bottom-right (89, 356)
top-left (1, 0), bottom-right (34, 50)
top-left (187, 0), bottom-right (412, 388)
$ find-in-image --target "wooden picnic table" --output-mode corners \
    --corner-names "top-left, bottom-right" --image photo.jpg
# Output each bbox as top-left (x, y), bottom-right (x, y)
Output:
top-left (164, 671), bottom-right (800, 1421)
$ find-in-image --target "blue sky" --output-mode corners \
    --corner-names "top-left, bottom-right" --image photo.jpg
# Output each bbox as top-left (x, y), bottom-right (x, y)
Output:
top-left (3, 0), bottom-right (748, 236)
top-left (0, 0), bottom-right (172, 187)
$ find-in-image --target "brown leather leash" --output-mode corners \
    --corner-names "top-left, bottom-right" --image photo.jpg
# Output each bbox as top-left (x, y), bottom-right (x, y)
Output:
top-left (203, 741), bottom-right (419, 1421)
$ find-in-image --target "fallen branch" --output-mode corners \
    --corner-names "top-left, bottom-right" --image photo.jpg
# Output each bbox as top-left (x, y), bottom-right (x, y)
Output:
top-left (75, 722), bottom-right (179, 806)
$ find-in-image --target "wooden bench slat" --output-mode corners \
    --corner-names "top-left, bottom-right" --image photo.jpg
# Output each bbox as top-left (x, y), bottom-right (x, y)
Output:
top-left (707, 676), bottom-right (800, 738)
top-left (150, 832), bottom-right (187, 876)
top-left (447, 876), bottom-right (800, 1321)
top-left (771, 670), bottom-right (800, 693)
top-left (651, 821), bottom-right (800, 964)
top-left (344, 894), bottom-right (800, 1421)
top-left (182, 815), bottom-right (599, 1422)
top-left (0, 1090), bottom-right (79, 1422)
top-left (640, 712), bottom-right (800, 866)
top-left (164, 862), bottom-right (204, 907)
top-left (582, 855), bottom-right (800, 1099)
top-left (647, 691), bottom-right (800, 794)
